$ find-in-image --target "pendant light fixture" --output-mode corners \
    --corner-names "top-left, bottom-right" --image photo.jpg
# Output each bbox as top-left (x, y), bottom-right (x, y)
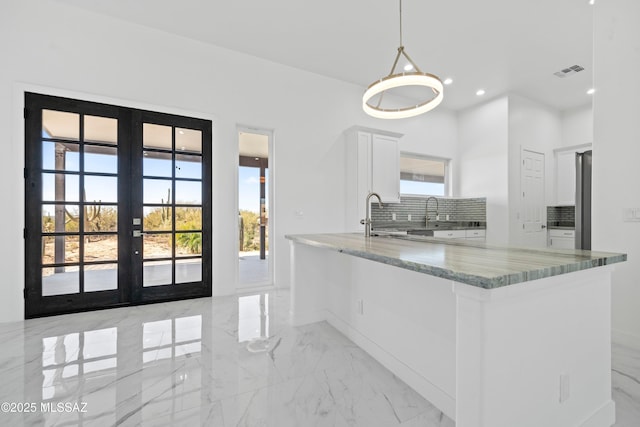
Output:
top-left (362, 0), bottom-right (443, 119)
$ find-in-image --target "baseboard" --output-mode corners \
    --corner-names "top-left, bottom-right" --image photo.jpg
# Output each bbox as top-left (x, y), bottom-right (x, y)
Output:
top-left (324, 309), bottom-right (456, 421)
top-left (612, 328), bottom-right (640, 352)
top-left (579, 399), bottom-right (616, 427)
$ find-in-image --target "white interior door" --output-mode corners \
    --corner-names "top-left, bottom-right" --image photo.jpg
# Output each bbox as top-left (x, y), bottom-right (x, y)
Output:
top-left (521, 149), bottom-right (546, 248)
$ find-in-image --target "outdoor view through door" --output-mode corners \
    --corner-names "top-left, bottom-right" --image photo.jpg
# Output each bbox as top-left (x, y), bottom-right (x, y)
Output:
top-left (24, 93), bottom-right (212, 318)
top-left (238, 131), bottom-right (270, 287)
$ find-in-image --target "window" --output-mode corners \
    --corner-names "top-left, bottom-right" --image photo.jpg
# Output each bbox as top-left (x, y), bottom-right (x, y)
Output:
top-left (399, 154), bottom-right (449, 196)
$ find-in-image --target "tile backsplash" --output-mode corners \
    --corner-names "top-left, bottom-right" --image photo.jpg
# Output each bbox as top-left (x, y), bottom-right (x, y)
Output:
top-left (547, 205), bottom-right (575, 226)
top-left (371, 196), bottom-right (486, 224)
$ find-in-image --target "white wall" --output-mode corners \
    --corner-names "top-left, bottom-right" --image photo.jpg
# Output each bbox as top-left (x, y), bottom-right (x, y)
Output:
top-left (0, 0), bottom-right (458, 322)
top-left (593, 0), bottom-right (640, 345)
top-left (561, 104), bottom-right (593, 148)
top-left (508, 95), bottom-right (562, 246)
top-left (458, 97), bottom-right (509, 245)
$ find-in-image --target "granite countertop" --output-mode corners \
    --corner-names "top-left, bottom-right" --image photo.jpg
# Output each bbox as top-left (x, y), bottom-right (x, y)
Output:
top-left (285, 233), bottom-right (626, 289)
top-left (547, 221), bottom-right (575, 230)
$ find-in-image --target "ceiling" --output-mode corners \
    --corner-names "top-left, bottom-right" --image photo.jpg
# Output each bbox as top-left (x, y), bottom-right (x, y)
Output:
top-left (55, 0), bottom-right (594, 112)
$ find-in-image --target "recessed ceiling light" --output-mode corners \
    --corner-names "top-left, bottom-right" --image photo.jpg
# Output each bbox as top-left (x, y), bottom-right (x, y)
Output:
top-left (476, 89), bottom-right (486, 96)
top-left (588, 0), bottom-right (595, 5)
top-left (179, 130), bottom-right (185, 135)
top-left (403, 64), bottom-right (414, 72)
top-left (443, 78), bottom-right (453, 85)
top-left (587, 88), bottom-right (595, 95)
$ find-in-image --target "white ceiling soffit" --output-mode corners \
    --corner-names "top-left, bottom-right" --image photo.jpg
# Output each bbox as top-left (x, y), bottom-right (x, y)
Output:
top-left (239, 132), bottom-right (268, 158)
top-left (55, 0), bottom-right (593, 112)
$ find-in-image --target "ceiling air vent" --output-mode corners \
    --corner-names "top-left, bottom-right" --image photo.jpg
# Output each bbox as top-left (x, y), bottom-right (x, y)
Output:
top-left (554, 65), bottom-right (585, 78)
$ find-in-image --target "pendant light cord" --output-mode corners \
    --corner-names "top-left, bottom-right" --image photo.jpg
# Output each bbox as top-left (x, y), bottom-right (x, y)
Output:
top-left (399, 0), bottom-right (403, 47)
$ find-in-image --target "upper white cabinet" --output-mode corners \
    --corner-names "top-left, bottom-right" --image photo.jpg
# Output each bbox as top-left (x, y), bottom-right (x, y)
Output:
top-left (554, 144), bottom-right (591, 205)
top-left (371, 134), bottom-right (401, 202)
top-left (345, 127), bottom-right (401, 231)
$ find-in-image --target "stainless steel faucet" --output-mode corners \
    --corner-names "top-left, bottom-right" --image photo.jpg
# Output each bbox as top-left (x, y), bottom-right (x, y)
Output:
top-left (425, 196), bottom-right (439, 228)
top-left (360, 192), bottom-right (383, 237)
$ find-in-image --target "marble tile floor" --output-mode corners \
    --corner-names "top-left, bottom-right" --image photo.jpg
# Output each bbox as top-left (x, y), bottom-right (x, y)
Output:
top-left (0, 290), bottom-right (636, 426)
top-left (238, 253), bottom-right (270, 287)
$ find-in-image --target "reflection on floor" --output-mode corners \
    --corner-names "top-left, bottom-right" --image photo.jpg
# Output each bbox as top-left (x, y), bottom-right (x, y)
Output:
top-left (0, 290), bottom-right (638, 426)
top-left (238, 252), bottom-right (269, 287)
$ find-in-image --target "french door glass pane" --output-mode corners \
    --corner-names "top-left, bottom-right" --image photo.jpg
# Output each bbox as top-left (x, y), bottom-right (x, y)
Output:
top-left (175, 154), bottom-right (202, 179)
top-left (176, 232), bottom-right (202, 257)
top-left (84, 264), bottom-right (118, 292)
top-left (84, 176), bottom-right (118, 203)
top-left (175, 181), bottom-right (201, 205)
top-left (175, 128), bottom-right (202, 153)
top-left (84, 146), bottom-right (118, 174)
top-left (175, 207), bottom-right (201, 230)
top-left (42, 267), bottom-right (79, 296)
top-left (84, 116), bottom-right (118, 145)
top-left (84, 235), bottom-right (118, 262)
top-left (42, 204), bottom-right (79, 232)
top-left (42, 235), bottom-right (79, 265)
top-left (143, 151), bottom-right (172, 177)
top-left (143, 123), bottom-right (172, 150)
top-left (144, 179), bottom-right (172, 204)
top-left (176, 259), bottom-right (202, 284)
top-left (42, 173), bottom-right (79, 202)
top-left (143, 261), bottom-right (172, 287)
top-left (42, 141), bottom-right (80, 171)
top-left (143, 234), bottom-right (173, 259)
top-left (42, 110), bottom-right (79, 141)
top-left (143, 206), bottom-right (173, 231)
top-left (84, 205), bottom-right (118, 232)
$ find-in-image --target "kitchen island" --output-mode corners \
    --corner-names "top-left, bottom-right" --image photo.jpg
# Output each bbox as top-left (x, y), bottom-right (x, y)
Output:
top-left (286, 233), bottom-right (626, 427)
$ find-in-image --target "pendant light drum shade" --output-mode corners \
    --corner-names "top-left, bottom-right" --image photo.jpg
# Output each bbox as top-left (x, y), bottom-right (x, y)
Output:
top-left (363, 72), bottom-right (444, 119)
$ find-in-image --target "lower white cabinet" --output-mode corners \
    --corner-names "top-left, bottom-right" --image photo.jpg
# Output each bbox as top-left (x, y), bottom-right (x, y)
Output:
top-left (548, 229), bottom-right (575, 249)
top-left (465, 229), bottom-right (486, 240)
top-left (433, 229), bottom-right (486, 241)
top-left (434, 230), bottom-right (466, 239)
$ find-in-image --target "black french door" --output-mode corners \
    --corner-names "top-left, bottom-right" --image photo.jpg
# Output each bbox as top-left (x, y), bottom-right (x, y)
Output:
top-left (24, 93), bottom-right (212, 318)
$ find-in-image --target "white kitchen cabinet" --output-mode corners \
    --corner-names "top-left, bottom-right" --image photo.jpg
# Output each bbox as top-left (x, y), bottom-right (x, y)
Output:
top-left (371, 134), bottom-right (400, 203)
top-left (434, 230), bottom-right (466, 239)
top-left (465, 229), bottom-right (486, 240)
top-left (345, 127), bottom-right (402, 232)
top-left (548, 229), bottom-right (575, 249)
top-left (554, 144), bottom-right (591, 206)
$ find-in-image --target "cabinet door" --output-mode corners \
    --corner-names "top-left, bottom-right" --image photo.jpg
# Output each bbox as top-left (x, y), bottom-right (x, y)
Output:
top-left (434, 230), bottom-right (466, 239)
top-left (371, 134), bottom-right (400, 203)
top-left (549, 237), bottom-right (575, 249)
top-left (465, 229), bottom-right (486, 239)
top-left (556, 150), bottom-right (576, 205)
